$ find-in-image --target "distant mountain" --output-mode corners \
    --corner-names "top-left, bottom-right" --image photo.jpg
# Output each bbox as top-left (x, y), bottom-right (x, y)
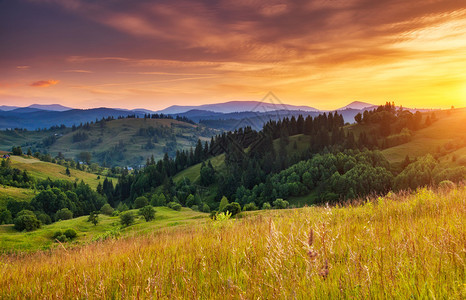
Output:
top-left (0, 105), bottom-right (19, 111)
top-left (0, 108), bottom-right (145, 130)
top-left (337, 101), bottom-right (375, 111)
top-left (158, 101), bottom-right (319, 114)
top-left (28, 104), bottom-right (73, 111)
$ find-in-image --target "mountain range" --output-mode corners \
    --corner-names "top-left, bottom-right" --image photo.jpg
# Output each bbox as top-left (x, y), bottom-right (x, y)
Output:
top-left (0, 100), bottom-right (405, 130)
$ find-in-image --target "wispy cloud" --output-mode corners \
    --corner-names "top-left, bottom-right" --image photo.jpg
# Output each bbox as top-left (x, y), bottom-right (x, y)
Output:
top-left (30, 80), bottom-right (60, 87)
top-left (64, 69), bottom-right (93, 73)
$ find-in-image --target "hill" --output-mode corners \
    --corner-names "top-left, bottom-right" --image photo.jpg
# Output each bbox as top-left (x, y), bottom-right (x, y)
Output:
top-left (381, 108), bottom-right (466, 163)
top-left (0, 118), bottom-right (218, 167)
top-left (0, 186), bottom-right (463, 298)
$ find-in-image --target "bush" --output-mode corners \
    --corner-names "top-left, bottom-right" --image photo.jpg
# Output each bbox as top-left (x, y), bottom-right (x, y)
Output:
top-left (88, 211), bottom-right (99, 226)
top-left (273, 198), bottom-right (289, 209)
top-left (0, 209), bottom-right (13, 225)
top-left (55, 208), bottom-right (73, 221)
top-left (151, 193), bottom-right (167, 206)
top-left (64, 228), bottom-right (77, 239)
top-left (200, 203), bottom-right (211, 213)
top-left (243, 202), bottom-right (258, 211)
top-left (262, 202), bottom-right (272, 210)
top-left (167, 202), bottom-right (182, 211)
top-left (134, 196), bottom-right (149, 209)
top-left (37, 212), bottom-right (52, 225)
top-left (117, 202), bottom-right (129, 212)
top-left (438, 180), bottom-right (456, 190)
top-left (222, 202), bottom-right (241, 216)
top-left (14, 210), bottom-right (41, 231)
top-left (100, 203), bottom-right (114, 215)
top-left (139, 205), bottom-right (156, 222)
top-left (120, 211), bottom-right (135, 227)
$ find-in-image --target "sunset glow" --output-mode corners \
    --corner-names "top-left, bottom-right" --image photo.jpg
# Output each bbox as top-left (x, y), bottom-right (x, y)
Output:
top-left (1, 0), bottom-right (465, 110)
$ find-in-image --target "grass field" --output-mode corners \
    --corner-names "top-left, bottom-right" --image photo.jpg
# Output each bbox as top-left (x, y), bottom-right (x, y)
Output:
top-left (0, 186), bottom-right (36, 209)
top-left (8, 155), bottom-right (102, 189)
top-left (382, 108), bottom-right (466, 162)
top-left (0, 207), bottom-right (207, 252)
top-left (1, 186), bottom-right (464, 298)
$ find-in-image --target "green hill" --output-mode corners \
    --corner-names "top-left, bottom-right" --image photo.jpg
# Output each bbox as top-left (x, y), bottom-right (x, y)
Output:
top-left (0, 118), bottom-right (218, 167)
top-left (381, 108), bottom-right (466, 163)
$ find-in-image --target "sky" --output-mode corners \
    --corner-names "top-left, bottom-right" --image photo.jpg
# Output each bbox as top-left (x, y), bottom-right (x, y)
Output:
top-left (1, 0), bottom-right (465, 111)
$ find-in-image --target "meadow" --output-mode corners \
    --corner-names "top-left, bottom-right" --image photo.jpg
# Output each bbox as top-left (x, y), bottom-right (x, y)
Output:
top-left (1, 186), bottom-right (464, 299)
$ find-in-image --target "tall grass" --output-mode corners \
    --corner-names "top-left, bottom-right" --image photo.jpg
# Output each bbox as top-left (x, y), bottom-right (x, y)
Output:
top-left (1, 187), bottom-right (465, 299)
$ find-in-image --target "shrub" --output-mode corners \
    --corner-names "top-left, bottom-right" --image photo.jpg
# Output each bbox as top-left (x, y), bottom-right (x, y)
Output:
top-left (243, 202), bottom-right (258, 211)
top-left (14, 210), bottom-right (41, 231)
top-left (200, 203), bottom-right (211, 213)
top-left (64, 228), bottom-right (77, 239)
top-left (100, 203), bottom-right (114, 216)
top-left (120, 211), bottom-right (135, 227)
top-left (218, 196), bottom-right (229, 212)
top-left (134, 196), bottom-right (149, 209)
top-left (222, 202), bottom-right (241, 216)
top-left (55, 208), bottom-right (73, 221)
top-left (37, 212), bottom-right (52, 225)
top-left (139, 205), bottom-right (156, 222)
top-left (151, 193), bottom-right (167, 206)
top-left (262, 202), bottom-right (272, 210)
top-left (87, 211), bottom-right (99, 226)
top-left (117, 202), bottom-right (129, 212)
top-left (438, 180), bottom-right (456, 190)
top-left (0, 209), bottom-right (13, 225)
top-left (273, 198), bottom-right (289, 209)
top-left (167, 202), bottom-right (182, 211)
top-left (191, 205), bottom-right (199, 211)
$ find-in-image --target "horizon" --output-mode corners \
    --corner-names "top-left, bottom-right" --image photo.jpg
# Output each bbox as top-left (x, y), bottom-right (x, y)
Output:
top-left (1, 1), bottom-right (466, 110)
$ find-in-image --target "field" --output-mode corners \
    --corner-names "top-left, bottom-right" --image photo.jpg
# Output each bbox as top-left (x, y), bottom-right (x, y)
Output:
top-left (0, 207), bottom-right (207, 252)
top-left (9, 155), bottom-right (102, 189)
top-left (382, 108), bottom-right (466, 162)
top-left (0, 186), bottom-right (36, 209)
top-left (1, 186), bottom-right (464, 299)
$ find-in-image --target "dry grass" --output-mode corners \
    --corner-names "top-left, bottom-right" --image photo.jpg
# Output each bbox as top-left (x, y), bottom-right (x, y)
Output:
top-left (0, 187), bottom-right (465, 299)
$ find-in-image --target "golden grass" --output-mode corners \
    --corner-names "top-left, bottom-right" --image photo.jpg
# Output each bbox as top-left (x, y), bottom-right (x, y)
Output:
top-left (0, 186), bottom-right (465, 299)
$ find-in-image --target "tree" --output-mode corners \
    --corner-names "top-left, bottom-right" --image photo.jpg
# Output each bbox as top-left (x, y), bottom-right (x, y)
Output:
top-left (167, 202), bottom-right (182, 211)
top-left (14, 210), bottom-right (41, 231)
top-left (273, 198), bottom-right (289, 209)
top-left (354, 113), bottom-right (362, 124)
top-left (0, 209), bottom-right (13, 225)
top-left (134, 196), bottom-right (149, 209)
top-left (222, 202), bottom-right (241, 216)
top-left (55, 208), bottom-right (73, 221)
top-left (100, 203), bottom-right (114, 215)
top-left (66, 167), bottom-right (71, 176)
top-left (219, 196), bottom-right (229, 212)
top-left (120, 211), bottom-right (135, 227)
top-left (88, 211), bottom-right (99, 226)
top-left (12, 146), bottom-right (23, 156)
top-left (139, 205), bottom-right (156, 222)
top-left (77, 152), bottom-right (92, 164)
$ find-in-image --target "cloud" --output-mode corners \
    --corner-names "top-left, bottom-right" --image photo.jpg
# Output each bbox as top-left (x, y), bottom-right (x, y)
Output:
top-left (16, 66), bottom-right (30, 70)
top-left (64, 69), bottom-right (93, 73)
top-left (30, 80), bottom-right (60, 87)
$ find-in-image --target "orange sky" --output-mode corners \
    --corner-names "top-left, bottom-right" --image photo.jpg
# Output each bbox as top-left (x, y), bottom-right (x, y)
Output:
top-left (1, 0), bottom-right (465, 110)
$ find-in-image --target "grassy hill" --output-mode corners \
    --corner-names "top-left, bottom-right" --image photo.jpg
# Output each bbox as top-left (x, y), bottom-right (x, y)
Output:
top-left (8, 155), bottom-right (102, 189)
top-left (0, 118), bottom-right (218, 167)
top-left (0, 207), bottom-right (207, 252)
top-left (0, 186), bottom-right (464, 298)
top-left (382, 108), bottom-right (466, 163)
top-left (0, 186), bottom-right (36, 209)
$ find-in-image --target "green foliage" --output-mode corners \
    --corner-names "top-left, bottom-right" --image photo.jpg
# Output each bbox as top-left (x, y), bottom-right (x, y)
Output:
top-left (273, 198), bottom-right (289, 209)
top-left (100, 203), bottom-right (114, 216)
top-left (14, 210), bottom-right (41, 231)
top-left (243, 202), bottom-right (258, 211)
top-left (167, 202), bottom-right (182, 211)
top-left (120, 211), bottom-right (135, 227)
top-left (0, 209), bottom-right (13, 224)
top-left (64, 228), bottom-right (77, 239)
top-left (151, 193), bottom-right (167, 206)
top-left (87, 211), bottom-right (99, 226)
top-left (262, 202), bottom-right (271, 210)
top-left (218, 196), bottom-right (229, 212)
top-left (55, 208), bottom-right (73, 221)
top-left (12, 146), bottom-right (23, 156)
top-left (134, 196), bottom-right (149, 209)
top-left (200, 203), bottom-right (211, 213)
top-left (438, 180), bottom-right (456, 190)
top-left (222, 202), bottom-right (241, 216)
top-left (139, 205), bottom-right (156, 222)
top-left (37, 212), bottom-right (52, 225)
top-left (117, 202), bottom-right (129, 212)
